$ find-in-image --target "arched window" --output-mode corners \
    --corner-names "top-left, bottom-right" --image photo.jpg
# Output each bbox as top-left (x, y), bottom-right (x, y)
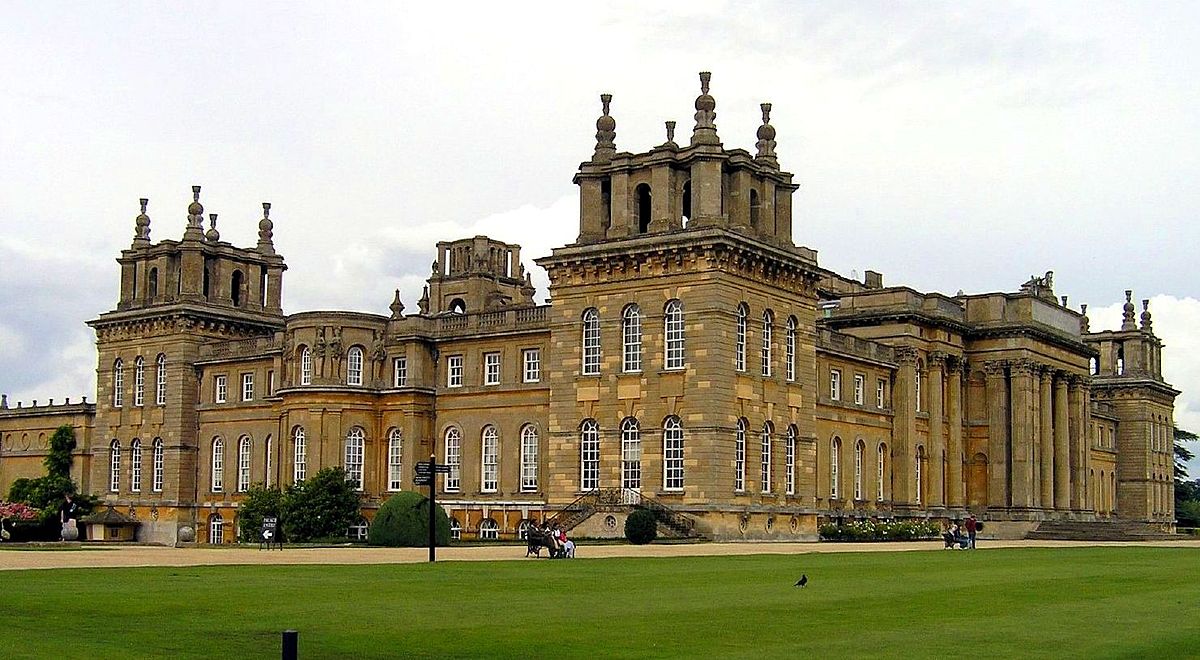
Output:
top-left (113, 358), bottom-right (124, 408)
top-left (786, 316), bottom-right (797, 382)
top-left (1089, 357), bottom-right (1099, 375)
top-left (621, 418), bottom-right (642, 492)
top-left (636, 183), bottom-right (652, 234)
top-left (109, 439), bottom-right (121, 492)
top-left (734, 418), bottom-right (747, 492)
top-left (208, 513), bottom-right (224, 544)
top-left (347, 346), bottom-right (364, 386)
top-left (735, 303), bottom-right (749, 372)
top-left (388, 428), bottom-right (403, 491)
top-left (481, 426), bottom-right (499, 493)
top-left (915, 360), bottom-right (923, 412)
top-left (449, 298), bottom-right (466, 314)
top-left (300, 347), bottom-right (312, 385)
top-left (622, 304), bottom-right (642, 372)
top-left (681, 179), bottom-right (692, 226)
top-left (663, 416), bottom-right (685, 490)
top-left (292, 426), bottom-right (307, 483)
top-left (786, 425), bottom-right (797, 495)
top-left (211, 438), bottom-right (224, 492)
top-left (830, 437), bottom-right (841, 500)
top-left (479, 518), bottom-right (499, 540)
top-left (134, 356), bottom-right (145, 407)
top-left (915, 445), bottom-right (924, 504)
top-left (231, 270), bottom-right (244, 307)
top-left (449, 517), bottom-right (462, 540)
top-left (444, 427), bottom-right (461, 492)
top-left (749, 188), bottom-right (761, 228)
top-left (155, 354), bottom-right (167, 406)
top-left (152, 438), bottom-right (164, 492)
top-left (148, 267), bottom-right (159, 299)
top-left (761, 310), bottom-right (774, 377)
top-left (854, 440), bottom-right (865, 500)
top-left (130, 438), bottom-right (143, 492)
top-left (664, 300), bottom-right (685, 370)
top-left (761, 422), bottom-right (774, 494)
top-left (581, 308), bottom-right (600, 375)
top-left (520, 425), bottom-right (539, 492)
top-left (580, 420), bottom-right (600, 491)
top-left (344, 427), bottom-right (365, 491)
top-left (517, 520), bottom-right (533, 540)
top-left (237, 436), bottom-right (252, 493)
top-left (877, 443), bottom-right (887, 502)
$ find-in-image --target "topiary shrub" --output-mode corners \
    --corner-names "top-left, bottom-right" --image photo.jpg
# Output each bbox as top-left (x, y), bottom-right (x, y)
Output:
top-left (368, 491), bottom-right (451, 547)
top-left (625, 508), bottom-right (658, 545)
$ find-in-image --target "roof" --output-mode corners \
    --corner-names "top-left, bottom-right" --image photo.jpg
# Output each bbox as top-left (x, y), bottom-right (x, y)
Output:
top-left (81, 506), bottom-right (140, 526)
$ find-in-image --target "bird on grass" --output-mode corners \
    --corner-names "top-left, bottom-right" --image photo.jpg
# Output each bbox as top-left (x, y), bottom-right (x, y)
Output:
top-left (794, 574), bottom-right (807, 588)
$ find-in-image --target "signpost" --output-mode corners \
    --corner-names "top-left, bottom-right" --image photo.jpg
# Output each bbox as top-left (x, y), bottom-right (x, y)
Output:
top-left (260, 516), bottom-right (281, 550)
top-left (414, 455), bottom-right (447, 562)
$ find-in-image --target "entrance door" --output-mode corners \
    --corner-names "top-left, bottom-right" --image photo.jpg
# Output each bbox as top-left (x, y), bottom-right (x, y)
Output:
top-left (968, 452), bottom-right (988, 508)
top-left (621, 419), bottom-right (642, 504)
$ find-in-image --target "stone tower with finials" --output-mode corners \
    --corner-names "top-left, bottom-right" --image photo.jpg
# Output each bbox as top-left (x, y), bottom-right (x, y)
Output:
top-left (1083, 292), bottom-right (1178, 524)
top-left (87, 189), bottom-right (287, 543)
top-left (538, 73), bottom-right (825, 536)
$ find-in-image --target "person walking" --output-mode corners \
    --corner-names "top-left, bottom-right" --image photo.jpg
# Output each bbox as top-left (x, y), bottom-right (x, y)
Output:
top-left (965, 514), bottom-right (978, 549)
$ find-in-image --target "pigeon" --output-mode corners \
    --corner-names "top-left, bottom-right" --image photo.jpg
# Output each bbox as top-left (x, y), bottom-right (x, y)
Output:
top-left (794, 574), bottom-right (807, 588)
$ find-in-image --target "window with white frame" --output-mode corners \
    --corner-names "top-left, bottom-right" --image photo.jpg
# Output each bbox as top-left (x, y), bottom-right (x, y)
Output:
top-left (113, 359), bottom-right (124, 408)
top-left (347, 346), bottom-right (364, 386)
top-left (242, 373), bottom-right (254, 402)
top-left (237, 436), bottom-right (252, 492)
top-left (130, 439), bottom-right (142, 492)
top-left (582, 308), bottom-right (600, 375)
top-left (517, 520), bottom-right (533, 540)
top-left (829, 369), bottom-right (841, 401)
top-left (735, 418), bottom-right (747, 492)
top-left (854, 374), bottom-right (865, 405)
top-left (830, 437), bottom-right (841, 499)
top-left (393, 356), bottom-right (408, 387)
top-left (264, 436), bottom-right (272, 487)
top-left (761, 310), bottom-right (774, 377)
top-left (208, 514), bottom-right (224, 544)
top-left (622, 304), bottom-right (642, 372)
top-left (735, 303), bottom-right (748, 372)
top-left (761, 422), bottom-right (773, 493)
top-left (914, 445), bottom-right (923, 503)
top-left (915, 363), bottom-right (923, 412)
top-left (444, 427), bottom-right (461, 492)
top-left (663, 416), bottom-right (685, 490)
top-left (854, 441), bottom-right (864, 500)
top-left (293, 427), bottom-right (306, 483)
top-left (345, 427), bottom-right (365, 491)
top-left (215, 375), bottom-right (227, 404)
top-left (300, 347), bottom-right (312, 385)
top-left (479, 518), bottom-right (499, 540)
top-left (580, 419), bottom-right (599, 491)
top-left (523, 348), bottom-right (541, 383)
top-left (155, 354), bottom-right (167, 406)
top-left (786, 316), bottom-right (797, 382)
top-left (877, 443), bottom-right (886, 502)
top-left (664, 300), bottom-right (685, 370)
top-left (786, 425), bottom-right (796, 495)
top-left (520, 425), bottom-right (538, 492)
top-left (483, 352), bottom-right (501, 386)
top-left (449, 517), bottom-right (461, 540)
top-left (877, 378), bottom-right (886, 409)
top-left (211, 437), bottom-right (224, 492)
top-left (152, 438), bottom-right (164, 492)
top-left (109, 440), bottom-right (121, 492)
top-left (621, 418), bottom-right (641, 492)
top-left (388, 428), bottom-right (403, 491)
top-left (481, 426), bottom-right (499, 492)
top-left (267, 370), bottom-right (275, 396)
top-left (134, 356), bottom-right (145, 407)
top-left (447, 355), bottom-right (463, 388)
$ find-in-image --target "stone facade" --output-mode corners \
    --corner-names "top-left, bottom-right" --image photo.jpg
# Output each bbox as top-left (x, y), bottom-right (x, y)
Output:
top-left (0, 73), bottom-right (1179, 544)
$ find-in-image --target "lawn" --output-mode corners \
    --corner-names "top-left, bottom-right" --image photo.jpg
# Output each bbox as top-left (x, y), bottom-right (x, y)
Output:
top-left (1, 546), bottom-right (1196, 659)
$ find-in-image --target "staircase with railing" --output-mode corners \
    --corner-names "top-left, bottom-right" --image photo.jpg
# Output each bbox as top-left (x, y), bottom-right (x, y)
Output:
top-left (545, 488), bottom-right (703, 539)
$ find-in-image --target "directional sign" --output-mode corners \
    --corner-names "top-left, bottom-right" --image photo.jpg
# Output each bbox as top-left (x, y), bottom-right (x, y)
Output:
top-left (434, 465), bottom-right (451, 474)
top-left (413, 474), bottom-right (432, 487)
top-left (414, 461), bottom-right (432, 475)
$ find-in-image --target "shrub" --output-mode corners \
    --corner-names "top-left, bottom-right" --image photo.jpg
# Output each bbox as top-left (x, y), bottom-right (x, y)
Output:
top-left (280, 467), bottom-right (361, 542)
top-left (368, 491), bottom-right (451, 547)
top-left (819, 518), bottom-right (941, 542)
top-left (625, 508), bottom-right (658, 544)
top-left (1176, 500), bottom-right (1200, 528)
top-left (237, 484), bottom-right (284, 543)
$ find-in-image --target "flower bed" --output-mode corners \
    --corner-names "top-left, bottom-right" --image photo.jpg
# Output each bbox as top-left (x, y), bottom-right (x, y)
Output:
top-left (819, 519), bottom-right (941, 542)
top-left (0, 501), bottom-right (41, 521)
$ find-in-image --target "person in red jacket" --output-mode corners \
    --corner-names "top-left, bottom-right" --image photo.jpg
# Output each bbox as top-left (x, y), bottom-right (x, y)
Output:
top-left (965, 515), bottom-right (978, 549)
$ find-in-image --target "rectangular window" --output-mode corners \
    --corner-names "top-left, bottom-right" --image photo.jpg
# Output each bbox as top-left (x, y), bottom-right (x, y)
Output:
top-left (523, 348), bottom-right (541, 383)
top-left (483, 352), bottom-right (501, 386)
top-left (447, 355), bottom-right (463, 388)
top-left (242, 373), bottom-right (254, 402)
top-left (829, 370), bottom-right (841, 401)
top-left (215, 375), bottom-right (227, 404)
top-left (877, 379), bottom-right (887, 409)
top-left (393, 356), bottom-right (407, 387)
top-left (854, 374), bottom-right (865, 405)
top-left (267, 370), bottom-right (275, 396)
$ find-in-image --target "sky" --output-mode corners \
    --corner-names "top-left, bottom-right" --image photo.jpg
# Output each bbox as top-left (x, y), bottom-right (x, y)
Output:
top-left (1, 2), bottom-right (1198, 474)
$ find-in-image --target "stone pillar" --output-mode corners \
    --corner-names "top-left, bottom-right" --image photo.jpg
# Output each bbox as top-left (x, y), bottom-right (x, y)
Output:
top-left (1009, 360), bottom-right (1036, 510)
top-left (894, 347), bottom-right (919, 506)
top-left (1039, 367), bottom-right (1055, 510)
top-left (1070, 376), bottom-right (1092, 512)
top-left (984, 360), bottom-right (1010, 509)
top-left (928, 352), bottom-right (947, 509)
top-left (1053, 372), bottom-right (1071, 510)
top-left (946, 357), bottom-right (964, 508)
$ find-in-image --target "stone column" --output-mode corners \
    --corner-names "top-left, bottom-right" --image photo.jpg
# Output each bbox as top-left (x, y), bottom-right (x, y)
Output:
top-left (1053, 372), bottom-right (1070, 510)
top-left (894, 347), bottom-right (919, 506)
top-left (1070, 376), bottom-right (1092, 512)
top-left (1009, 360), bottom-right (1036, 510)
top-left (1039, 367), bottom-right (1054, 510)
top-left (927, 352), bottom-right (947, 509)
top-left (946, 357), bottom-right (964, 508)
top-left (984, 360), bottom-right (1010, 509)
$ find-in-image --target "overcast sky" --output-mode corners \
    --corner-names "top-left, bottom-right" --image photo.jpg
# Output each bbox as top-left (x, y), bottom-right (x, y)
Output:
top-left (2, 2), bottom-right (1197, 473)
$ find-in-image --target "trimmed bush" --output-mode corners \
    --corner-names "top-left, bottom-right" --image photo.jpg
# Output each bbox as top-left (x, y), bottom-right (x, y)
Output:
top-left (625, 508), bottom-right (658, 545)
top-left (819, 518), bottom-right (941, 542)
top-left (368, 491), bottom-right (451, 547)
top-left (280, 467), bottom-right (361, 543)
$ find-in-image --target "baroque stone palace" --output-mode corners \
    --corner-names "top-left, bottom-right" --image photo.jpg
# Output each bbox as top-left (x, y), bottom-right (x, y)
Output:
top-left (0, 73), bottom-right (1179, 544)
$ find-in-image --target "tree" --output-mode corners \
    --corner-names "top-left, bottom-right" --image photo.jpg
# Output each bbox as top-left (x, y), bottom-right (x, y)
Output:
top-left (280, 467), bottom-right (361, 542)
top-left (625, 508), bottom-right (658, 544)
top-left (368, 491), bottom-right (451, 547)
top-left (1174, 426), bottom-right (1197, 485)
top-left (45, 425), bottom-right (77, 479)
top-left (6, 425), bottom-right (96, 529)
top-left (236, 484), bottom-right (284, 543)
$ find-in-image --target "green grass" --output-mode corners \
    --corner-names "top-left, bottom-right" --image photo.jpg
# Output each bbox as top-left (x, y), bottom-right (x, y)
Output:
top-left (1, 547), bottom-right (1197, 658)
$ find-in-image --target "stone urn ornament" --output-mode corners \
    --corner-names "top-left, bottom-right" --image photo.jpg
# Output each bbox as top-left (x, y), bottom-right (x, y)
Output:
top-left (61, 519), bottom-right (79, 542)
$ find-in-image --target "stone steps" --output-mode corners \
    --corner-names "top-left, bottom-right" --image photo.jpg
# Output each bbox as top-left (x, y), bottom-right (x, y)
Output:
top-left (1025, 520), bottom-right (1180, 541)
